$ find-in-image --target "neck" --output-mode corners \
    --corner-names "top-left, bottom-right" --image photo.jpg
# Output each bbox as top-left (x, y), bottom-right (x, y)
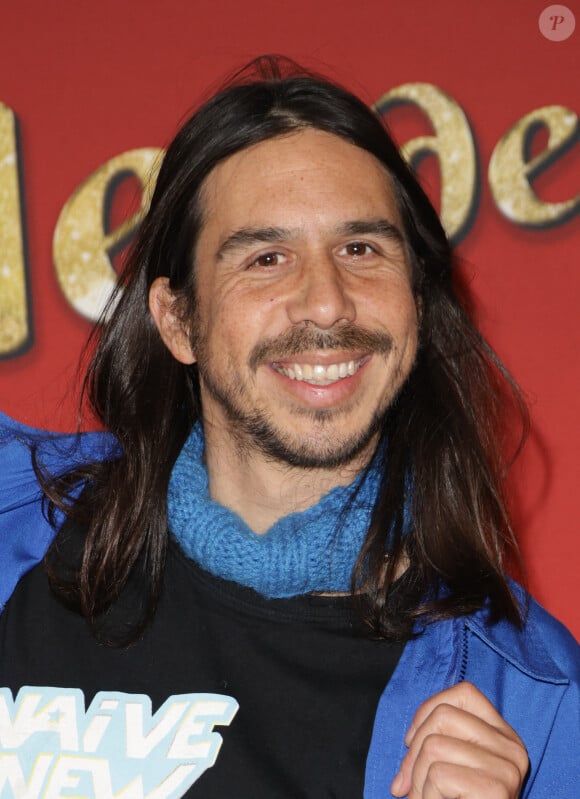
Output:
top-left (202, 419), bottom-right (374, 534)
top-left (167, 422), bottom-right (385, 598)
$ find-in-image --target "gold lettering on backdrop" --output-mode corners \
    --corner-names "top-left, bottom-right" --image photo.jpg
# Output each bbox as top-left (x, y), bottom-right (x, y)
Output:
top-left (0, 103), bottom-right (29, 356)
top-left (489, 106), bottom-right (579, 226)
top-left (53, 148), bottom-right (162, 321)
top-left (374, 84), bottom-right (477, 242)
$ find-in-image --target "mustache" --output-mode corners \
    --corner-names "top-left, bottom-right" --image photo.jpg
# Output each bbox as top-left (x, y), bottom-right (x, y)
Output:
top-left (249, 324), bottom-right (394, 369)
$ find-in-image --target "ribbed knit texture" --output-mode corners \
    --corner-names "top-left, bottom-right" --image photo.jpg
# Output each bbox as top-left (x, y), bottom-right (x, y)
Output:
top-left (167, 423), bottom-right (382, 598)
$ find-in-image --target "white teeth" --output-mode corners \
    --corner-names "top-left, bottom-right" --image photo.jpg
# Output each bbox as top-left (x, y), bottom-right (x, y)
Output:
top-left (275, 359), bottom-right (363, 385)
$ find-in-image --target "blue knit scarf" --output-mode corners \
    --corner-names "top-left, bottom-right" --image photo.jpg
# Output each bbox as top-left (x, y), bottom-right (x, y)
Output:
top-left (167, 423), bottom-right (383, 598)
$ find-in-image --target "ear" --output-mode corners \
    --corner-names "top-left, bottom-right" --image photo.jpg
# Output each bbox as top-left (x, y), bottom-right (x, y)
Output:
top-left (149, 277), bottom-right (196, 365)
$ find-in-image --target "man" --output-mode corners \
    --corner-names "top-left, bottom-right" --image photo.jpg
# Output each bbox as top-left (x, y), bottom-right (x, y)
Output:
top-left (0, 57), bottom-right (578, 798)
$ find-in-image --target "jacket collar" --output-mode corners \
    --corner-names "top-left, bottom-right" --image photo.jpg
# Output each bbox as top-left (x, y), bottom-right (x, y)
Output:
top-left (463, 582), bottom-right (570, 685)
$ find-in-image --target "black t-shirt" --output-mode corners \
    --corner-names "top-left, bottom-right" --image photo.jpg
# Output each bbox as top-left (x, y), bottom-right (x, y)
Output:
top-left (0, 538), bottom-right (404, 798)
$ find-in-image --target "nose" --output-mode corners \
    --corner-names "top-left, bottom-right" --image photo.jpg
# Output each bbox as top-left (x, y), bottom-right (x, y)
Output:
top-left (286, 254), bottom-right (356, 329)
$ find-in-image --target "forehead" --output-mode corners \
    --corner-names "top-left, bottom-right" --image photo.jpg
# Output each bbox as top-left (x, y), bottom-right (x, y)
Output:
top-left (198, 129), bottom-right (402, 236)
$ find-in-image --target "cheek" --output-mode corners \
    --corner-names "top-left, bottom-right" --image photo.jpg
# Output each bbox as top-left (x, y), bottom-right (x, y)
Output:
top-left (384, 292), bottom-right (420, 370)
top-left (371, 285), bottom-right (418, 336)
top-left (215, 288), bottom-right (284, 340)
top-left (402, 304), bottom-right (420, 356)
top-left (203, 302), bottom-right (260, 362)
top-left (404, 296), bottom-right (420, 336)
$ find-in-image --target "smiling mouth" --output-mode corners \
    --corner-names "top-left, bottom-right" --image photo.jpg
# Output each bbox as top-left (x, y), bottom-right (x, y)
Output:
top-left (272, 359), bottom-right (364, 386)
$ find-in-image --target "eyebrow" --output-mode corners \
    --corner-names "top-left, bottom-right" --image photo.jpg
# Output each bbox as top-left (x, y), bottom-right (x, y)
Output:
top-left (217, 227), bottom-right (289, 260)
top-left (336, 219), bottom-right (405, 243)
top-left (216, 218), bottom-right (405, 260)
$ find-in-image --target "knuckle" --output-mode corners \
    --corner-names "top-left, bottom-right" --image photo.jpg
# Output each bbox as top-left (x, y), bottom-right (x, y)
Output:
top-left (504, 757), bottom-right (525, 789)
top-left (503, 737), bottom-right (529, 778)
top-left (425, 759), bottom-right (451, 786)
top-left (518, 749), bottom-right (530, 778)
top-left (476, 769), bottom-right (512, 798)
top-left (421, 732), bottom-right (446, 759)
top-left (489, 757), bottom-right (525, 796)
top-left (429, 701), bottom-right (457, 730)
top-left (458, 680), bottom-right (479, 701)
top-left (515, 750), bottom-right (529, 778)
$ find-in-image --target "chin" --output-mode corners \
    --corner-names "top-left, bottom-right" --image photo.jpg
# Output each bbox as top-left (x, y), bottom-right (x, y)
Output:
top-left (250, 415), bottom-right (384, 470)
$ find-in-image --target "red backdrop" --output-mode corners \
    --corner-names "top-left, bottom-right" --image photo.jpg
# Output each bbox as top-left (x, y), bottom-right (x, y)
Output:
top-left (0, 0), bottom-right (578, 637)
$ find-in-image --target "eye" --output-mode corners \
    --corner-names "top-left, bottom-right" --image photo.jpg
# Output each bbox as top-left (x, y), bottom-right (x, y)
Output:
top-left (249, 251), bottom-right (285, 268)
top-left (340, 241), bottom-right (376, 258)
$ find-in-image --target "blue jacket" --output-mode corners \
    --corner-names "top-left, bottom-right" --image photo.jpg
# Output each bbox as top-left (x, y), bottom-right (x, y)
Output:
top-left (365, 593), bottom-right (580, 797)
top-left (1, 411), bottom-right (579, 797)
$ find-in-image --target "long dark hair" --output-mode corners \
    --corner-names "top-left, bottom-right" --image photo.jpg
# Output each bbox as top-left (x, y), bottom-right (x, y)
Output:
top-left (41, 56), bottom-right (528, 641)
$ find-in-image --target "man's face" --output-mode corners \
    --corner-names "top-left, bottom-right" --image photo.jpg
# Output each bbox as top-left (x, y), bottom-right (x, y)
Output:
top-left (191, 129), bottom-right (419, 469)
